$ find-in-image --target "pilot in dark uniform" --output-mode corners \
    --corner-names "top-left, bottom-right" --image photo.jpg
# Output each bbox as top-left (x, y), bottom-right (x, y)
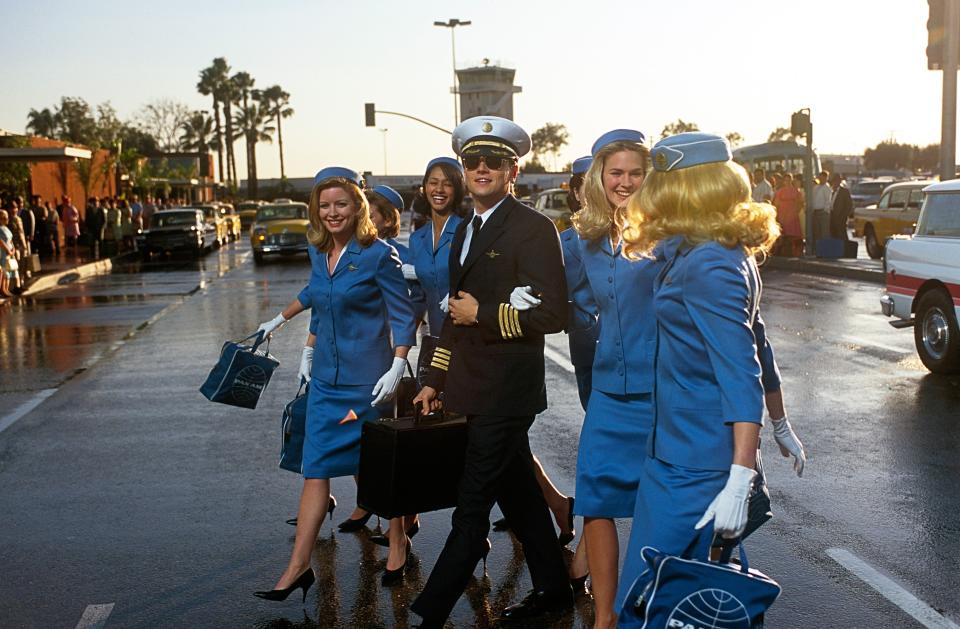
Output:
top-left (411, 116), bottom-right (574, 627)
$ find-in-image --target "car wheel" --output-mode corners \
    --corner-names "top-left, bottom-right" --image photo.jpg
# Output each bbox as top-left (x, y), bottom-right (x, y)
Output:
top-left (913, 289), bottom-right (960, 374)
top-left (865, 225), bottom-right (883, 259)
top-left (253, 251), bottom-right (265, 265)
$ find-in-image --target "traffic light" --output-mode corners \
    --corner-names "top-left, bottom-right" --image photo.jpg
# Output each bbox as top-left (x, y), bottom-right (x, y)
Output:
top-left (365, 103), bottom-right (376, 127)
top-left (791, 110), bottom-right (810, 137)
top-left (929, 0), bottom-right (945, 70)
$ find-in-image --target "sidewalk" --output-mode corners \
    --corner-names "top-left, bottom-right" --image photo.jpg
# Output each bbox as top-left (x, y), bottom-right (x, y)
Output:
top-left (14, 247), bottom-right (132, 298)
top-left (761, 236), bottom-right (884, 284)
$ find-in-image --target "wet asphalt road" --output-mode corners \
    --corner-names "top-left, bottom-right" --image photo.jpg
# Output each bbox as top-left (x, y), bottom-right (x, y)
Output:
top-left (0, 238), bottom-right (958, 628)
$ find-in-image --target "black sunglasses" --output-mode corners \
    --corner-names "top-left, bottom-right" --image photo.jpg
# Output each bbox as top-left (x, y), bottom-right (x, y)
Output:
top-left (462, 155), bottom-right (514, 171)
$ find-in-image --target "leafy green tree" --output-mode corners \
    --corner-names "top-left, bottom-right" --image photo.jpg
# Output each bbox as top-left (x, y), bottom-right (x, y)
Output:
top-left (233, 102), bottom-right (275, 198)
top-left (531, 123), bottom-right (569, 172)
top-left (53, 97), bottom-right (98, 145)
top-left (26, 108), bottom-right (56, 137)
top-left (197, 58), bottom-right (230, 183)
top-left (0, 136), bottom-right (31, 196)
top-left (661, 119), bottom-right (699, 138)
top-left (178, 111), bottom-right (218, 154)
top-left (256, 85), bottom-right (294, 179)
top-left (767, 127), bottom-right (798, 143)
top-left (231, 71), bottom-right (256, 188)
top-left (864, 141), bottom-right (914, 171)
top-left (725, 132), bottom-right (744, 148)
top-left (521, 156), bottom-right (547, 173)
top-left (135, 99), bottom-right (191, 152)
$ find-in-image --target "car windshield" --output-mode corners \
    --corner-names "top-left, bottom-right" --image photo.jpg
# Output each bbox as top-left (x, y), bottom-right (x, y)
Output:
top-left (853, 182), bottom-right (890, 195)
top-left (237, 203), bottom-right (260, 211)
top-left (153, 213), bottom-right (197, 227)
top-left (257, 205), bottom-right (307, 221)
top-left (916, 193), bottom-right (960, 236)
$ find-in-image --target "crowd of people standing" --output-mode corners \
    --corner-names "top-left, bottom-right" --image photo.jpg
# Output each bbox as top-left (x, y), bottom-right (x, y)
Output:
top-left (246, 116), bottom-right (807, 629)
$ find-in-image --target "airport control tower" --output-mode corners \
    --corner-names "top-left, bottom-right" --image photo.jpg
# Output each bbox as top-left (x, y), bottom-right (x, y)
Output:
top-left (456, 60), bottom-right (522, 121)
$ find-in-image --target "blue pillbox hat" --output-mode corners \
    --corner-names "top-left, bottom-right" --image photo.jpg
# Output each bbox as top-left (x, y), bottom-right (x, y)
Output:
top-left (591, 129), bottom-right (645, 157)
top-left (369, 185), bottom-right (404, 212)
top-left (572, 156), bottom-right (592, 175)
top-left (426, 156), bottom-right (463, 174)
top-left (651, 132), bottom-right (732, 172)
top-left (313, 166), bottom-right (363, 188)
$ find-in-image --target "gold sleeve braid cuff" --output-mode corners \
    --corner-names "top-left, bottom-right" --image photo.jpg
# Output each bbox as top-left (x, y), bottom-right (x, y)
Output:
top-left (430, 347), bottom-right (452, 371)
top-left (497, 303), bottom-right (524, 339)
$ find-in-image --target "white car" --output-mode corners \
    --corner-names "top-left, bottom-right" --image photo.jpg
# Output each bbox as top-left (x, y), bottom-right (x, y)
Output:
top-left (881, 179), bottom-right (960, 373)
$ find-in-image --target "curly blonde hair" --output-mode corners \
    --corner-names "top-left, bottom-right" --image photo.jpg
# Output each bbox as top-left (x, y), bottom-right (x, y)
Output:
top-left (622, 160), bottom-right (780, 260)
top-left (307, 179), bottom-right (378, 251)
top-left (572, 141), bottom-right (649, 243)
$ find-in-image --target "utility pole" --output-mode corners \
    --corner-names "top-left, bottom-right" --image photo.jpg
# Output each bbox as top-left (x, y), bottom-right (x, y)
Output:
top-left (379, 128), bottom-right (388, 176)
top-left (940, 0), bottom-right (960, 179)
top-left (434, 18), bottom-right (471, 127)
top-left (791, 109), bottom-right (815, 255)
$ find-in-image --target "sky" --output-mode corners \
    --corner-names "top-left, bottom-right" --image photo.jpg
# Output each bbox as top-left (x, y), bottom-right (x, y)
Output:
top-left (0, 0), bottom-right (945, 180)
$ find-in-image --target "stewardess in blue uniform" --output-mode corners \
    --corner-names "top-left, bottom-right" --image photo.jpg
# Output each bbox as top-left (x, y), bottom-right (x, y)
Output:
top-left (253, 167), bottom-right (416, 601)
top-left (615, 134), bottom-right (781, 625)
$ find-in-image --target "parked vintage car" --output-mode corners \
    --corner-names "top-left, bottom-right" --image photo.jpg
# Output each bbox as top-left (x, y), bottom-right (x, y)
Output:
top-left (250, 202), bottom-right (310, 264)
top-left (236, 201), bottom-right (263, 230)
top-left (852, 180), bottom-right (934, 259)
top-left (215, 203), bottom-right (242, 241)
top-left (881, 180), bottom-right (960, 373)
top-left (850, 178), bottom-right (897, 208)
top-left (533, 188), bottom-right (573, 232)
top-left (140, 209), bottom-right (218, 258)
top-left (194, 205), bottom-right (229, 247)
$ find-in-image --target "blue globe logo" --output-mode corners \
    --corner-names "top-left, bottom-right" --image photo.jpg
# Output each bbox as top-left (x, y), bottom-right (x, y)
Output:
top-left (232, 365), bottom-right (268, 405)
top-left (667, 588), bottom-right (750, 629)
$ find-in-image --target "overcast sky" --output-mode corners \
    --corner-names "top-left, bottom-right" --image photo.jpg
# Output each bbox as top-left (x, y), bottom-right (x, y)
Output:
top-left (0, 0), bottom-right (943, 179)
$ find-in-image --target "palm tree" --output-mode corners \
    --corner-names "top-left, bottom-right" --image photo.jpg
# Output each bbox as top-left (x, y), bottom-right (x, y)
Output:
top-left (178, 112), bottom-right (218, 154)
top-left (231, 72), bottom-right (256, 190)
top-left (26, 108), bottom-right (56, 138)
top-left (256, 85), bottom-right (294, 180)
top-left (196, 58), bottom-right (230, 183)
top-left (233, 103), bottom-right (275, 199)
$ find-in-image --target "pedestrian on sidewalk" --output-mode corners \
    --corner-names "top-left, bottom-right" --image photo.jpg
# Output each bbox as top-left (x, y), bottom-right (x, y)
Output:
top-left (17, 196), bottom-right (34, 257)
top-left (45, 200), bottom-right (61, 256)
top-left (62, 196), bottom-right (81, 252)
top-left (829, 173), bottom-right (853, 241)
top-left (119, 199), bottom-right (135, 252)
top-left (751, 168), bottom-right (773, 203)
top-left (86, 198), bottom-right (106, 259)
top-left (105, 198), bottom-right (121, 256)
top-left (0, 209), bottom-right (19, 296)
top-left (812, 170), bottom-right (832, 243)
top-left (773, 173), bottom-right (803, 256)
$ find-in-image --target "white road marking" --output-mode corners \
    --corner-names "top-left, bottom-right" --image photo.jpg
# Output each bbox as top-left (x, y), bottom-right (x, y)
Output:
top-left (544, 345), bottom-right (576, 374)
top-left (826, 548), bottom-right (959, 629)
top-left (75, 603), bottom-right (114, 629)
top-left (0, 389), bottom-right (57, 436)
top-left (843, 335), bottom-right (913, 355)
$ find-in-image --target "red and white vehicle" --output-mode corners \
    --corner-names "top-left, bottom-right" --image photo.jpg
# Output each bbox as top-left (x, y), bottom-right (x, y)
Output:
top-left (881, 180), bottom-right (960, 373)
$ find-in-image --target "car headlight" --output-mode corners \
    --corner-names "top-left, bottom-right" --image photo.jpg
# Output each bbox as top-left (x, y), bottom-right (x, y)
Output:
top-left (253, 227), bottom-right (267, 242)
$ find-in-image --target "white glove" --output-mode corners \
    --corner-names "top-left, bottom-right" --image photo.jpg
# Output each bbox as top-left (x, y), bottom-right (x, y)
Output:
top-left (439, 293), bottom-right (449, 313)
top-left (771, 416), bottom-right (806, 477)
top-left (695, 464), bottom-right (756, 539)
top-left (401, 263), bottom-right (418, 281)
top-left (257, 312), bottom-right (287, 337)
top-left (371, 357), bottom-right (407, 406)
top-left (509, 286), bottom-right (541, 311)
top-left (298, 346), bottom-right (314, 383)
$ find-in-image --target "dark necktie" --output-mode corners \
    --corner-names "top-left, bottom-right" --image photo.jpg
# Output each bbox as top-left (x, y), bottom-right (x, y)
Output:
top-left (466, 214), bottom-right (483, 259)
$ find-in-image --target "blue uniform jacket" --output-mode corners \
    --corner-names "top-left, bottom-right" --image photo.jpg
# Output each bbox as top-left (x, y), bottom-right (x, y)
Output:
top-left (560, 228), bottom-right (598, 370)
top-left (579, 236), bottom-right (660, 395)
top-left (387, 237), bottom-right (428, 325)
top-left (297, 238), bottom-right (416, 386)
top-left (649, 236), bottom-right (765, 472)
top-left (408, 215), bottom-right (462, 334)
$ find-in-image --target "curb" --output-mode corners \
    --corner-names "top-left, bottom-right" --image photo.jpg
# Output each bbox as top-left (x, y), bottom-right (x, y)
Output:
top-left (20, 253), bottom-right (133, 297)
top-left (762, 256), bottom-right (884, 284)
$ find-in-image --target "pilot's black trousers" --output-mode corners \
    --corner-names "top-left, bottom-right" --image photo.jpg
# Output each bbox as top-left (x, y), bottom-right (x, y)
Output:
top-left (411, 413), bottom-right (569, 622)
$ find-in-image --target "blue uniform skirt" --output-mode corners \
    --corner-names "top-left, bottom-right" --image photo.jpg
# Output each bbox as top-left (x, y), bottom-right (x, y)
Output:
top-left (573, 390), bottom-right (653, 518)
top-left (302, 379), bottom-right (386, 479)
top-left (614, 456), bottom-right (729, 619)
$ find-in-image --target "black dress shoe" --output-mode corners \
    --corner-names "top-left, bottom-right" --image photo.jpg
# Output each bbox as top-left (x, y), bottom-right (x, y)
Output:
top-left (570, 573), bottom-right (591, 598)
top-left (499, 587), bottom-right (574, 621)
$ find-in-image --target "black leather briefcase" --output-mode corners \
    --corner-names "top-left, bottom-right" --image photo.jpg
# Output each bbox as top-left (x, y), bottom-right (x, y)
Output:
top-left (357, 411), bottom-right (468, 519)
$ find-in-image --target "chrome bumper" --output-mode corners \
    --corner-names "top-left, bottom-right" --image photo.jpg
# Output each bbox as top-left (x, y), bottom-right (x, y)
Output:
top-left (880, 294), bottom-right (894, 316)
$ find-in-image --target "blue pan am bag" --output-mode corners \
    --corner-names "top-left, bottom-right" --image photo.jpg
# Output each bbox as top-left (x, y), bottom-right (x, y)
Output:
top-left (279, 379), bottom-right (308, 473)
top-left (200, 331), bottom-right (280, 409)
top-left (620, 537), bottom-right (781, 629)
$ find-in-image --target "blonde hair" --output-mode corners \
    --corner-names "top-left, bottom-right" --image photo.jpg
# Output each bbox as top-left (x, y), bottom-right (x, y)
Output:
top-left (623, 160), bottom-right (780, 260)
top-left (307, 179), bottom-right (378, 251)
top-left (572, 141), bottom-right (649, 243)
top-left (366, 192), bottom-right (401, 239)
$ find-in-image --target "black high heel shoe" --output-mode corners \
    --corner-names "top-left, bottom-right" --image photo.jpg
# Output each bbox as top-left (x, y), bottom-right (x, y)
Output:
top-left (557, 496), bottom-right (576, 546)
top-left (370, 518), bottom-right (420, 547)
top-left (570, 572), bottom-right (590, 597)
top-left (254, 568), bottom-right (315, 602)
top-left (381, 536), bottom-right (412, 586)
top-left (285, 496), bottom-right (337, 527)
top-left (337, 509), bottom-right (374, 532)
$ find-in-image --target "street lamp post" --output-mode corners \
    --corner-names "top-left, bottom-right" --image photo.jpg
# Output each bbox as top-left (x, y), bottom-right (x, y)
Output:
top-left (379, 128), bottom-right (388, 176)
top-left (433, 18), bottom-right (471, 127)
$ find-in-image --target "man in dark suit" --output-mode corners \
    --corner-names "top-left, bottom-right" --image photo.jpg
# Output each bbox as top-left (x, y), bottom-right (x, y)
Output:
top-left (411, 116), bottom-right (573, 627)
top-left (829, 173), bottom-right (853, 241)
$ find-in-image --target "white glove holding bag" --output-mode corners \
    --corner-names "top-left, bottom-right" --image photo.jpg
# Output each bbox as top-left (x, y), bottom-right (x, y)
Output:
top-left (771, 416), bottom-right (806, 477)
top-left (439, 293), bottom-right (450, 314)
top-left (509, 286), bottom-right (541, 311)
top-left (257, 312), bottom-right (288, 337)
top-left (401, 264), bottom-right (418, 281)
top-left (371, 357), bottom-right (407, 406)
top-left (298, 346), bottom-right (313, 383)
top-left (695, 464), bottom-right (757, 539)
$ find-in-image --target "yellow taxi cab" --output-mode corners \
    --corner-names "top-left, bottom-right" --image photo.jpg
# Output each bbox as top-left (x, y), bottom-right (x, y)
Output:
top-left (852, 180), bottom-right (934, 259)
top-left (193, 205), bottom-right (229, 248)
top-left (216, 203), bottom-right (242, 241)
top-left (236, 201), bottom-right (263, 230)
top-left (250, 202), bottom-right (310, 265)
top-left (533, 188), bottom-right (573, 232)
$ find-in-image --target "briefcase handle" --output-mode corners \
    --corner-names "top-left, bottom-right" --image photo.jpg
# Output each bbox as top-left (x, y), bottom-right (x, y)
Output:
top-left (239, 330), bottom-right (271, 355)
